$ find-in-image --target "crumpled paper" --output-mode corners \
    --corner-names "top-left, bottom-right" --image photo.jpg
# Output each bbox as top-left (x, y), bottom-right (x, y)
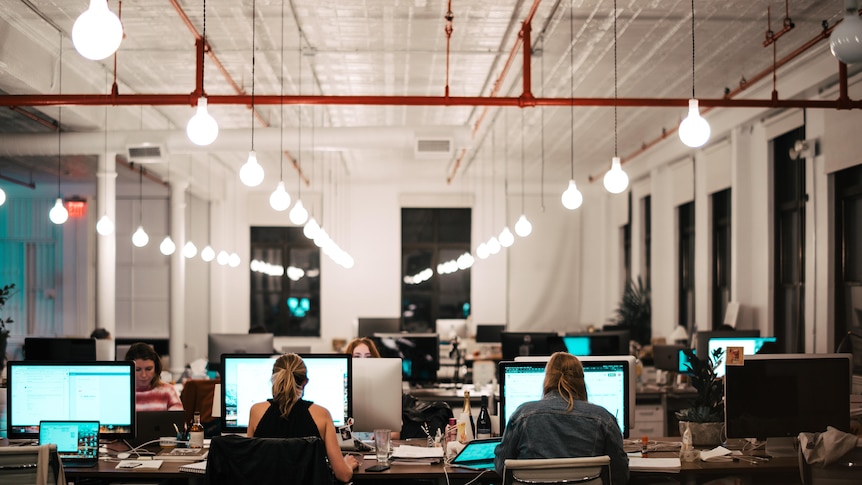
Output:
top-left (799, 426), bottom-right (861, 467)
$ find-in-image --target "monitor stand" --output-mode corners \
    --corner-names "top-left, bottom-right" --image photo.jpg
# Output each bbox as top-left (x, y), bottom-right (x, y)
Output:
top-left (765, 437), bottom-right (797, 458)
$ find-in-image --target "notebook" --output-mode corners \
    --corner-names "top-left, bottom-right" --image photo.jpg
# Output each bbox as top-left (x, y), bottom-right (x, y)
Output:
top-left (128, 410), bottom-right (187, 448)
top-left (38, 420), bottom-right (100, 468)
top-left (449, 438), bottom-right (501, 471)
top-left (179, 460), bottom-right (208, 474)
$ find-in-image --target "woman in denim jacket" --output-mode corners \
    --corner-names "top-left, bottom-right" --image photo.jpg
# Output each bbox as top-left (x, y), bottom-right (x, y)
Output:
top-left (494, 352), bottom-right (629, 485)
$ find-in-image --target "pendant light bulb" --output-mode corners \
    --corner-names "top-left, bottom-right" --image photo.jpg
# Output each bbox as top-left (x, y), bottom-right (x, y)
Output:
top-left (72, 0), bottom-right (123, 61)
top-left (132, 225), bottom-right (149, 247)
top-left (186, 97), bottom-right (219, 146)
top-left (240, 150), bottom-right (265, 187)
top-left (183, 240), bottom-right (198, 259)
top-left (0, 187), bottom-right (6, 206)
top-left (217, 250), bottom-right (230, 265)
top-left (515, 214), bottom-right (533, 237)
top-left (269, 181), bottom-right (291, 211)
top-left (228, 252), bottom-right (241, 268)
top-left (313, 229), bottom-right (329, 248)
top-left (678, 99), bottom-right (711, 148)
top-left (303, 217), bottom-right (320, 239)
top-left (160, 235), bottom-right (176, 255)
top-left (499, 226), bottom-right (515, 248)
top-left (476, 242), bottom-right (490, 260)
top-left (487, 236), bottom-right (501, 255)
top-left (603, 157), bottom-right (629, 194)
top-left (561, 180), bottom-right (583, 210)
top-left (49, 198), bottom-right (69, 225)
top-left (96, 214), bottom-right (114, 235)
top-left (289, 199), bottom-right (309, 225)
top-left (831, 0), bottom-right (862, 64)
top-left (201, 245), bottom-right (216, 262)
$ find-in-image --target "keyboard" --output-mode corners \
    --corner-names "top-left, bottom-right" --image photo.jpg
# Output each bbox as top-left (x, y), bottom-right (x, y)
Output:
top-left (341, 438), bottom-right (373, 452)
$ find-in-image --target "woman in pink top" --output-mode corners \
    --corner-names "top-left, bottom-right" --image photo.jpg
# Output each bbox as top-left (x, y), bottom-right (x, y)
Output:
top-left (125, 342), bottom-right (183, 412)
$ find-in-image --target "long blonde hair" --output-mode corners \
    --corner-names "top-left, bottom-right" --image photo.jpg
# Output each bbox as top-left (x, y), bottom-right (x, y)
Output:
top-left (543, 352), bottom-right (588, 410)
top-left (271, 353), bottom-right (308, 418)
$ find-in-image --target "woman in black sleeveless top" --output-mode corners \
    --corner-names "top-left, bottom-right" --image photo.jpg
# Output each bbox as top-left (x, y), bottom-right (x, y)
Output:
top-left (247, 353), bottom-right (359, 483)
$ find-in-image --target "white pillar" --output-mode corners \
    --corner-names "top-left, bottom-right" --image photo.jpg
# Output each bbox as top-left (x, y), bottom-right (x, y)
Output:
top-left (169, 179), bottom-right (189, 376)
top-left (96, 152), bottom-right (117, 336)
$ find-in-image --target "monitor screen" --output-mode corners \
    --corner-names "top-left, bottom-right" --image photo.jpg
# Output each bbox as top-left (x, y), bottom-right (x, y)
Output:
top-left (694, 329), bottom-right (759, 358)
top-left (24, 337), bottom-right (97, 361)
top-left (678, 348), bottom-right (696, 375)
top-left (351, 358), bottom-right (403, 433)
top-left (707, 336), bottom-right (777, 377)
top-left (371, 333), bottom-right (440, 383)
top-left (563, 330), bottom-right (630, 356)
top-left (357, 318), bottom-right (401, 337)
top-left (475, 324), bottom-right (506, 343)
top-left (114, 338), bottom-right (170, 359)
top-left (7, 361), bottom-right (136, 439)
top-left (208, 333), bottom-right (275, 375)
top-left (220, 353), bottom-right (351, 435)
top-left (725, 353), bottom-right (851, 456)
top-left (500, 332), bottom-right (564, 361)
top-left (435, 319), bottom-right (468, 344)
top-left (498, 355), bottom-right (635, 438)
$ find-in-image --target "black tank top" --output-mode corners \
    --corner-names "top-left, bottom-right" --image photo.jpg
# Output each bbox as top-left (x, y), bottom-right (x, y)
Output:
top-left (253, 399), bottom-right (321, 439)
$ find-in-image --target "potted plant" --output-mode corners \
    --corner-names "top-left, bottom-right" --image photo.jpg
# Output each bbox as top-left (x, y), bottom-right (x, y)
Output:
top-left (676, 347), bottom-right (725, 446)
top-left (611, 276), bottom-right (651, 346)
top-left (0, 283), bottom-right (15, 373)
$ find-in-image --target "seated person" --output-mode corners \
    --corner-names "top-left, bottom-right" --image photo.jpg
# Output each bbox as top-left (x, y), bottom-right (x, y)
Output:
top-left (494, 352), bottom-right (629, 485)
top-left (247, 353), bottom-right (358, 483)
top-left (344, 337), bottom-right (381, 358)
top-left (125, 342), bottom-right (183, 412)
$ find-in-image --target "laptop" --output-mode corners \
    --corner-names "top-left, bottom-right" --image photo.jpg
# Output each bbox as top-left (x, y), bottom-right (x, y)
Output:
top-left (39, 420), bottom-right (100, 468)
top-left (128, 411), bottom-right (187, 448)
top-left (449, 438), bottom-right (501, 471)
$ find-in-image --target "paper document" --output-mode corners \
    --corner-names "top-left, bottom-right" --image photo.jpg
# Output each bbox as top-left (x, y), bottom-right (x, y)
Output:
top-left (116, 460), bottom-right (164, 470)
top-left (392, 445), bottom-right (445, 459)
top-left (628, 457), bottom-right (681, 472)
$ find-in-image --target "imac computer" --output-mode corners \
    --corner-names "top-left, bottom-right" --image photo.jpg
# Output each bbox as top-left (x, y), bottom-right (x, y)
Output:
top-left (500, 332), bottom-right (564, 361)
top-left (725, 353), bottom-right (851, 457)
top-left (207, 333), bottom-right (275, 375)
top-left (23, 337), bottom-right (97, 361)
top-left (220, 353), bottom-right (351, 435)
top-left (707, 336), bottom-right (777, 377)
top-left (499, 355), bottom-right (636, 438)
top-left (562, 330), bottom-right (631, 356)
top-left (435, 319), bottom-right (468, 344)
top-left (357, 317), bottom-right (401, 338)
top-left (371, 333), bottom-right (440, 384)
top-left (350, 358), bottom-right (403, 433)
top-left (6, 361), bottom-right (136, 439)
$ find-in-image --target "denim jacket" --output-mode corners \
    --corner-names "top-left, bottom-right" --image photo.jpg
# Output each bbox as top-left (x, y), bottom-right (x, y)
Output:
top-left (494, 391), bottom-right (629, 485)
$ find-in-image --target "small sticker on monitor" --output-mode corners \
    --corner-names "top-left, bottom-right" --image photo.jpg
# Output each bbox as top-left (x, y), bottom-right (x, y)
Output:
top-left (726, 346), bottom-right (744, 366)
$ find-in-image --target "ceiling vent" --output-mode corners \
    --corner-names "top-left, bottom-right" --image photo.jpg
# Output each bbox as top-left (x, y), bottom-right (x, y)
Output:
top-left (126, 144), bottom-right (166, 163)
top-left (414, 138), bottom-right (453, 159)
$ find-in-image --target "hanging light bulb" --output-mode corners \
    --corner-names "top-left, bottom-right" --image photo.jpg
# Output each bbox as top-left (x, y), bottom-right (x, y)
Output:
top-left (499, 226), bottom-right (515, 247)
top-left (303, 217), bottom-right (320, 239)
top-left (96, 214), bottom-right (114, 235)
top-left (289, 200), bottom-right (308, 225)
top-left (49, 198), bottom-right (69, 225)
top-left (228, 252), bottom-right (241, 267)
top-left (487, 236), bottom-right (501, 255)
top-left (0, 187), bottom-right (6, 206)
top-left (71, 0), bottom-right (123, 61)
top-left (476, 242), bottom-right (490, 260)
top-left (561, 180), bottom-right (583, 210)
top-left (183, 240), bottom-right (198, 259)
top-left (515, 214), bottom-right (532, 237)
top-left (678, 99), bottom-right (711, 148)
top-left (201, 245), bottom-right (216, 262)
top-left (217, 250), bottom-right (230, 265)
top-left (186, 97), bottom-right (219, 146)
top-left (160, 236), bottom-right (176, 255)
top-left (240, 150), bottom-right (265, 187)
top-left (831, 0), bottom-right (862, 64)
top-left (269, 181), bottom-right (291, 211)
top-left (603, 157), bottom-right (629, 194)
top-left (313, 229), bottom-right (329, 248)
top-left (132, 225), bottom-right (149, 247)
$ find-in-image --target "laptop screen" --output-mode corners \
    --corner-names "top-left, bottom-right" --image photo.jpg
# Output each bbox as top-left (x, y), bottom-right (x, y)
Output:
top-left (39, 421), bottom-right (99, 462)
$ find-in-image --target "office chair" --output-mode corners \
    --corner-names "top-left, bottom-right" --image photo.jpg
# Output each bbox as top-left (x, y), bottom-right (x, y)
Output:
top-left (502, 456), bottom-right (611, 485)
top-left (205, 434), bottom-right (331, 485)
top-left (0, 443), bottom-right (66, 485)
top-left (180, 378), bottom-right (222, 436)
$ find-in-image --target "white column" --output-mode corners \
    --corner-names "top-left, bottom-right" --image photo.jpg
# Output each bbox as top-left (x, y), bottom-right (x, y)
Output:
top-left (169, 179), bottom-right (189, 376)
top-left (96, 152), bottom-right (117, 336)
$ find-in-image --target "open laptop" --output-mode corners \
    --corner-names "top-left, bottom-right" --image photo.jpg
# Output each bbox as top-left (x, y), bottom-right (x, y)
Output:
top-left (128, 411), bottom-right (187, 448)
top-left (449, 438), bottom-right (501, 471)
top-left (39, 420), bottom-right (100, 468)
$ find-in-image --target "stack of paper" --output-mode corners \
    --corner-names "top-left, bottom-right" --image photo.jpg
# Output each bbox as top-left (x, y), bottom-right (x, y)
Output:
top-left (628, 457), bottom-right (681, 473)
top-left (390, 445), bottom-right (444, 465)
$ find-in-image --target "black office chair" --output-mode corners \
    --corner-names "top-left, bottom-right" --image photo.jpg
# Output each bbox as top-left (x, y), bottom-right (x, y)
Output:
top-left (205, 435), bottom-right (331, 485)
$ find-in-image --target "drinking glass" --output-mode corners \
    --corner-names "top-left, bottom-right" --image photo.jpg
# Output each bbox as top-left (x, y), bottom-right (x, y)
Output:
top-left (373, 429), bottom-right (391, 464)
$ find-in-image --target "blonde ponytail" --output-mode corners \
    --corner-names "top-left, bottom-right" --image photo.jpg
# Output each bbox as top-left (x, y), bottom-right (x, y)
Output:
top-left (542, 352), bottom-right (588, 410)
top-left (271, 353), bottom-right (308, 418)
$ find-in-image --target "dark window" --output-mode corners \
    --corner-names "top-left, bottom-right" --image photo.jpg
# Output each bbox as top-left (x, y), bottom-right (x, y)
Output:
top-left (401, 208), bottom-right (471, 333)
top-left (622, 192), bottom-right (632, 291)
top-left (712, 189), bottom-right (731, 328)
top-left (249, 227), bottom-right (321, 336)
top-left (679, 201), bottom-right (695, 332)
top-left (834, 163), bottom-right (862, 344)
top-left (642, 195), bottom-right (652, 290)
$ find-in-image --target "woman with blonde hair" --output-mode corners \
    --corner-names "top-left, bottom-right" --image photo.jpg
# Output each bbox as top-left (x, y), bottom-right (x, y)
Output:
top-left (494, 352), bottom-right (629, 485)
top-left (247, 353), bottom-right (358, 483)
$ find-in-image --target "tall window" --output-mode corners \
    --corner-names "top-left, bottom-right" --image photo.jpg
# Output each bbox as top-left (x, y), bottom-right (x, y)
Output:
top-left (401, 208), bottom-right (471, 333)
top-left (249, 227), bottom-right (321, 336)
top-left (678, 202), bottom-right (695, 331)
top-left (834, 163), bottom-right (862, 343)
top-left (774, 127), bottom-right (806, 353)
top-left (711, 189), bottom-right (731, 327)
top-left (641, 195), bottom-right (652, 290)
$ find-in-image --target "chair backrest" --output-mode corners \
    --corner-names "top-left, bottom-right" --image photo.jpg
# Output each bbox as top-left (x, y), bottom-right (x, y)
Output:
top-left (503, 456), bottom-right (611, 485)
top-left (0, 444), bottom-right (66, 485)
top-left (205, 434), bottom-right (331, 485)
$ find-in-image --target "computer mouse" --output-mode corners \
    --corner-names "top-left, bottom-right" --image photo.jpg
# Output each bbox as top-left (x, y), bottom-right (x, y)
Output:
top-left (117, 452), bottom-right (131, 459)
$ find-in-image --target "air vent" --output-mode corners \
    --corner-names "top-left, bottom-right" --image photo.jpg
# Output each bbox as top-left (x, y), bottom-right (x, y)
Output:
top-left (127, 144), bottom-right (165, 163)
top-left (414, 138), bottom-right (452, 158)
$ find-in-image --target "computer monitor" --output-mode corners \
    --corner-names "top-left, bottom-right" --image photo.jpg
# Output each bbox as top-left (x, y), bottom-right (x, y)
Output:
top-left (220, 353), bottom-right (352, 435)
top-left (6, 361), bottom-right (136, 440)
top-left (357, 317), bottom-right (401, 337)
top-left (435, 319), bottom-right (468, 344)
top-left (371, 333), bottom-right (440, 383)
top-left (475, 324), bottom-right (506, 344)
top-left (498, 355), bottom-right (635, 438)
top-left (678, 348), bottom-right (696, 375)
top-left (652, 344), bottom-right (688, 372)
top-left (500, 331), bottom-right (564, 361)
top-left (707, 336), bottom-right (777, 377)
top-left (694, 329), bottom-right (759, 357)
top-left (207, 333), bottom-right (275, 375)
top-left (23, 337), bottom-right (97, 361)
top-left (562, 330), bottom-right (630, 356)
top-left (724, 353), bottom-right (851, 457)
top-left (114, 338), bottom-right (170, 359)
top-left (351, 358), bottom-right (403, 433)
